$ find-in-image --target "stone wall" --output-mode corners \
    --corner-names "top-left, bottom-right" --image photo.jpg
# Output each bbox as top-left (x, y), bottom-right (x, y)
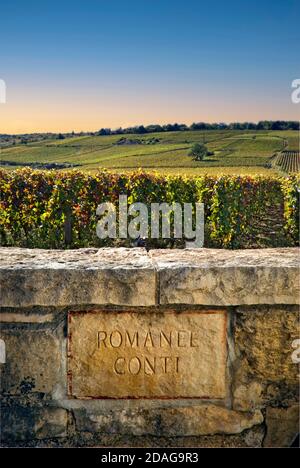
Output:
top-left (0, 247), bottom-right (299, 448)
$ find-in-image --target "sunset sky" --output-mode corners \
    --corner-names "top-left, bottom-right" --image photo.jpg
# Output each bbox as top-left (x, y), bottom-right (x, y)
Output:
top-left (0, 0), bottom-right (299, 134)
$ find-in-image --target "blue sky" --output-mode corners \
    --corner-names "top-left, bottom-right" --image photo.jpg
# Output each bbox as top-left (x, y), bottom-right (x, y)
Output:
top-left (0, 0), bottom-right (299, 132)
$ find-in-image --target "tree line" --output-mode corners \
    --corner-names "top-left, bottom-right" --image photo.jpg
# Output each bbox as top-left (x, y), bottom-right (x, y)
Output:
top-left (1, 121), bottom-right (298, 146)
top-left (97, 120), bottom-right (299, 135)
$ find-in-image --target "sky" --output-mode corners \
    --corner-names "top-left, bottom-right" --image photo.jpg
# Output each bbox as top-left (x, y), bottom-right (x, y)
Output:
top-left (0, 0), bottom-right (299, 134)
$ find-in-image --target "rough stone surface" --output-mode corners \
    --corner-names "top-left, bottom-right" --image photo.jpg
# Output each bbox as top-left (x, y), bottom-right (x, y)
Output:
top-left (68, 309), bottom-right (227, 399)
top-left (0, 312), bottom-right (55, 323)
top-left (232, 382), bottom-right (264, 412)
top-left (0, 405), bottom-right (68, 441)
top-left (234, 307), bottom-right (299, 383)
top-left (0, 329), bottom-right (61, 396)
top-left (233, 306), bottom-right (299, 411)
top-left (1, 427), bottom-right (266, 448)
top-left (264, 405), bottom-right (299, 448)
top-left (0, 247), bottom-right (156, 307)
top-left (73, 405), bottom-right (263, 437)
top-left (1, 247), bottom-right (299, 308)
top-left (151, 248), bottom-right (299, 305)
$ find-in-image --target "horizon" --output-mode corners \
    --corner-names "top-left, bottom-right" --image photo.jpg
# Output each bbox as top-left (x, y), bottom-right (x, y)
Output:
top-left (0, 0), bottom-right (299, 133)
top-left (0, 119), bottom-right (299, 137)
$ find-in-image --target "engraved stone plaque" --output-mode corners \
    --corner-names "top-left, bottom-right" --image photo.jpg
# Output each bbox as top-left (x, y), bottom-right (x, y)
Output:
top-left (68, 310), bottom-right (227, 399)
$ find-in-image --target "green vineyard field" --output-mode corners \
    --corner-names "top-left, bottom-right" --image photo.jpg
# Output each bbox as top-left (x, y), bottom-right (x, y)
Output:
top-left (274, 151), bottom-right (300, 173)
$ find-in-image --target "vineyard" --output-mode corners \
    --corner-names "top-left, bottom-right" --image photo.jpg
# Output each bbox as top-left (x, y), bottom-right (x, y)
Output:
top-left (274, 151), bottom-right (300, 173)
top-left (0, 168), bottom-right (299, 250)
top-left (1, 130), bottom-right (298, 176)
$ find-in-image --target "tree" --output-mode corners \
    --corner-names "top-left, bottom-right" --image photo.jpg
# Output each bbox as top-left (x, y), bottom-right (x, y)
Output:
top-left (190, 122), bottom-right (207, 130)
top-left (98, 128), bottom-right (111, 136)
top-left (145, 124), bottom-right (163, 133)
top-left (135, 125), bottom-right (147, 134)
top-left (189, 143), bottom-right (207, 161)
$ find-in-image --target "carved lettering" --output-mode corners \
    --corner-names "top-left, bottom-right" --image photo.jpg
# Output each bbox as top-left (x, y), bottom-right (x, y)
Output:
top-left (68, 310), bottom-right (227, 399)
top-left (97, 329), bottom-right (199, 349)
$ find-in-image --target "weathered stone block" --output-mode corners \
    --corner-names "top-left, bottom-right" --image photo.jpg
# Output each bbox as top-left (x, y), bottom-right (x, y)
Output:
top-left (233, 306), bottom-right (299, 411)
top-left (264, 405), bottom-right (299, 448)
top-left (0, 405), bottom-right (68, 441)
top-left (151, 248), bottom-right (299, 306)
top-left (0, 329), bottom-right (61, 396)
top-left (232, 382), bottom-right (264, 412)
top-left (0, 312), bottom-right (55, 323)
top-left (73, 405), bottom-right (263, 437)
top-left (0, 247), bottom-right (156, 307)
top-left (68, 309), bottom-right (227, 399)
top-left (234, 307), bottom-right (299, 382)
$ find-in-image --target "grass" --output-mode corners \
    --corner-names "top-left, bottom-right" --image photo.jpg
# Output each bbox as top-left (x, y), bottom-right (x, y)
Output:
top-left (1, 129), bottom-right (299, 175)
